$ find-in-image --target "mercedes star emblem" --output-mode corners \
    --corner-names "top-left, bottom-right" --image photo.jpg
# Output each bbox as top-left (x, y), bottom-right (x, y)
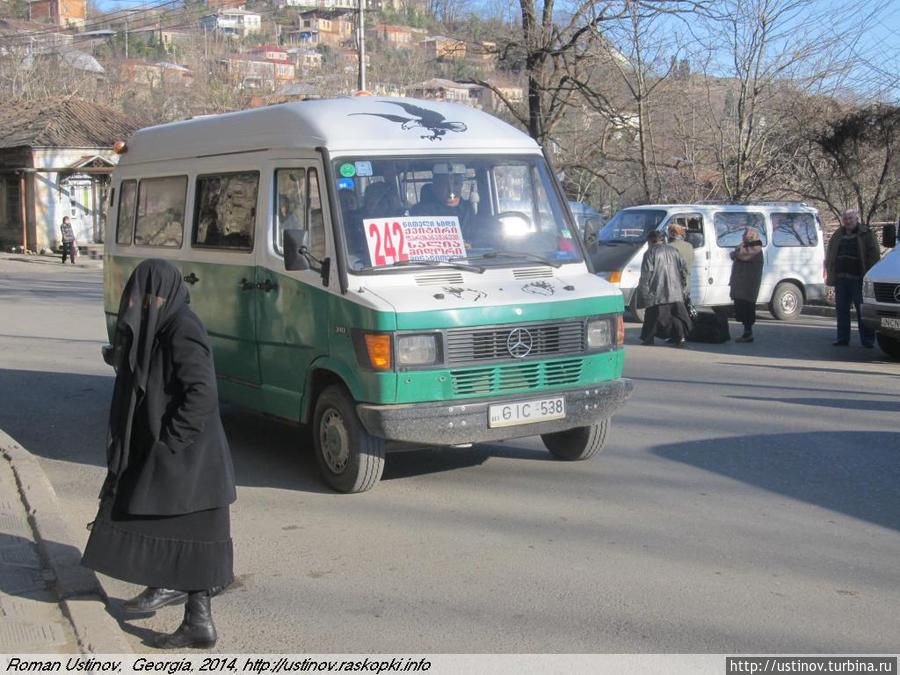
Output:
top-left (894, 284), bottom-right (900, 303)
top-left (507, 328), bottom-right (534, 358)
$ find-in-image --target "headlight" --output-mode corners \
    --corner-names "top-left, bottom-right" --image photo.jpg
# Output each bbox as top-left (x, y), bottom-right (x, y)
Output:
top-left (587, 319), bottom-right (612, 349)
top-left (862, 280), bottom-right (875, 300)
top-left (396, 334), bottom-right (438, 366)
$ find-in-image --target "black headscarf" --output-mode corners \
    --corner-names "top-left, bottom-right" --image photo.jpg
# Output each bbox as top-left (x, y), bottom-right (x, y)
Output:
top-left (105, 259), bottom-right (189, 489)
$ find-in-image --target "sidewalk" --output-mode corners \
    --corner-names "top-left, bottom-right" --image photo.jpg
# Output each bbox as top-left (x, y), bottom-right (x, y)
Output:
top-left (0, 251), bottom-right (102, 269)
top-left (0, 429), bottom-right (130, 654)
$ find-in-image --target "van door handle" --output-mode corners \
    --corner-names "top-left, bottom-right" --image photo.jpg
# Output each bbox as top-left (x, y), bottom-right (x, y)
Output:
top-left (183, 272), bottom-right (199, 285)
top-left (258, 278), bottom-right (277, 293)
top-left (239, 278), bottom-right (256, 291)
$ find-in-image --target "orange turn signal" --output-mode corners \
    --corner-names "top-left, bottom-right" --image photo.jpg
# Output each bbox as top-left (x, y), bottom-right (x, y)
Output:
top-left (364, 333), bottom-right (392, 370)
top-left (608, 270), bottom-right (622, 284)
top-left (616, 315), bottom-right (625, 346)
top-left (112, 140), bottom-right (127, 154)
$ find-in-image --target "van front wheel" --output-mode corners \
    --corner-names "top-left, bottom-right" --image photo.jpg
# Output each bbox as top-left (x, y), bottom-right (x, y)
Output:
top-left (770, 282), bottom-right (803, 321)
top-left (541, 420), bottom-right (609, 461)
top-left (313, 385), bottom-right (385, 493)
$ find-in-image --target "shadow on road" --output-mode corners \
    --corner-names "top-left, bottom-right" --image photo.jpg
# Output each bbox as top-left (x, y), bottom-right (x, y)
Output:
top-left (717, 361), bottom-right (899, 378)
top-left (0, 369), bottom-right (550, 495)
top-left (728, 395), bottom-right (900, 413)
top-left (652, 431), bottom-right (900, 532)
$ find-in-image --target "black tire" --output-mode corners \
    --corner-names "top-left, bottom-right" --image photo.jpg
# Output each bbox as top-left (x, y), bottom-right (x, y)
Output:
top-left (312, 384), bottom-right (385, 493)
top-left (541, 419), bottom-right (610, 461)
top-left (770, 282), bottom-right (803, 321)
top-left (876, 332), bottom-right (900, 360)
top-left (629, 295), bottom-right (645, 323)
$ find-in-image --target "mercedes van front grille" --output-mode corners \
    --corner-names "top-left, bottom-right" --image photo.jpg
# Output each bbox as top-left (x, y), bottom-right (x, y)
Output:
top-left (449, 358), bottom-right (584, 397)
top-left (873, 283), bottom-right (900, 304)
top-left (445, 320), bottom-right (586, 365)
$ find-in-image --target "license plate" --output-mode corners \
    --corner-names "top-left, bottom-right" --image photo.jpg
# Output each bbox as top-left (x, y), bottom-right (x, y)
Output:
top-left (488, 396), bottom-right (566, 428)
top-left (881, 316), bottom-right (900, 330)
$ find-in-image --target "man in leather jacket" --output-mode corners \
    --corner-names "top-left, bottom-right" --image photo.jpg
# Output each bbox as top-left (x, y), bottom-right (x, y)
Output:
top-left (637, 230), bottom-right (691, 346)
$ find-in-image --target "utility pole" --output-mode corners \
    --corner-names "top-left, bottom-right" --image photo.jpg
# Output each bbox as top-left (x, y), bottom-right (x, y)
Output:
top-left (357, 0), bottom-right (366, 92)
top-left (124, 17), bottom-right (129, 59)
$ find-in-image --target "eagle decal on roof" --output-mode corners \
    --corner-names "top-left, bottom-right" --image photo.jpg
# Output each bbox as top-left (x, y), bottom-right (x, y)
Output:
top-left (350, 101), bottom-right (467, 141)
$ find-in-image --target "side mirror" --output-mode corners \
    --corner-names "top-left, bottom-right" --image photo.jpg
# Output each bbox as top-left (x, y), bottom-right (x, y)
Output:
top-left (883, 223), bottom-right (897, 249)
top-left (283, 229), bottom-right (310, 271)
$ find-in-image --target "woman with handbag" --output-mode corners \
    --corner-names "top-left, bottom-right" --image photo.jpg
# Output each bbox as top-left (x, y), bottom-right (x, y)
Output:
top-left (82, 258), bottom-right (236, 649)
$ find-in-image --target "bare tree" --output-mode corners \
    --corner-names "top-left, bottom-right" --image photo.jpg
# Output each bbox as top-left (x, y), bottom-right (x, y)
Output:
top-left (694, 0), bottom-right (889, 201)
top-left (793, 102), bottom-right (900, 223)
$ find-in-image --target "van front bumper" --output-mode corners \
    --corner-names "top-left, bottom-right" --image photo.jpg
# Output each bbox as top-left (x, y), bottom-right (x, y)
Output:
top-left (356, 379), bottom-right (634, 445)
top-left (861, 303), bottom-right (900, 337)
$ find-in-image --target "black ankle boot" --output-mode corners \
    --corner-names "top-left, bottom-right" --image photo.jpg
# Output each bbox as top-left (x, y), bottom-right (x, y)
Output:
top-left (153, 592), bottom-right (217, 649)
top-left (122, 587), bottom-right (187, 613)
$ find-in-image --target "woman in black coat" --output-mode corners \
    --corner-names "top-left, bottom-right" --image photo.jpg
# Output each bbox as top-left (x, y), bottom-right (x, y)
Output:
top-left (82, 258), bottom-right (236, 649)
top-left (729, 228), bottom-right (765, 343)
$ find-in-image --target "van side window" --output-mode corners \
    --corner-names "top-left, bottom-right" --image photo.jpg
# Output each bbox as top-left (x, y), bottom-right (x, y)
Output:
top-left (669, 213), bottom-right (704, 248)
top-left (714, 212), bottom-right (766, 248)
top-left (116, 180), bottom-right (136, 245)
top-left (772, 212), bottom-right (817, 247)
top-left (275, 168), bottom-right (307, 255)
top-left (193, 172), bottom-right (258, 252)
top-left (134, 176), bottom-right (187, 248)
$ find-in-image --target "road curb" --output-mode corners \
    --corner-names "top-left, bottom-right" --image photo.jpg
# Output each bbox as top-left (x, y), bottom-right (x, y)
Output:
top-left (0, 428), bottom-right (131, 654)
top-left (802, 305), bottom-right (837, 318)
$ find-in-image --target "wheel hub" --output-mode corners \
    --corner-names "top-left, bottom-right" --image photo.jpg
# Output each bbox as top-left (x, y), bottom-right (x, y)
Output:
top-left (320, 409), bottom-right (350, 474)
top-left (781, 292), bottom-right (798, 313)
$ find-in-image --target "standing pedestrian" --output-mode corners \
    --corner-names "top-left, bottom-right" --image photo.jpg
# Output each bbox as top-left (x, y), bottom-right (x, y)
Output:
top-left (729, 227), bottom-right (764, 343)
top-left (82, 259), bottom-right (236, 649)
top-left (825, 209), bottom-right (881, 347)
top-left (636, 230), bottom-right (691, 347)
top-left (60, 216), bottom-right (77, 264)
top-left (667, 223), bottom-right (694, 297)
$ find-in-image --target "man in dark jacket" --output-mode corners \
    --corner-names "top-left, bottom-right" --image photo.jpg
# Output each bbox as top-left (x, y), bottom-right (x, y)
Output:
top-left (637, 231), bottom-right (691, 346)
top-left (825, 209), bottom-right (881, 347)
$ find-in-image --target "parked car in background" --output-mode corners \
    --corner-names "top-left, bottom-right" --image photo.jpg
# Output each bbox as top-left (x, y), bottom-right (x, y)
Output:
top-left (587, 202), bottom-right (827, 321)
top-left (862, 223), bottom-right (900, 360)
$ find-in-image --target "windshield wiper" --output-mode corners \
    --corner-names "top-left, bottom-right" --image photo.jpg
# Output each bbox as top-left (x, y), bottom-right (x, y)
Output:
top-left (471, 250), bottom-right (562, 268)
top-left (356, 259), bottom-right (485, 274)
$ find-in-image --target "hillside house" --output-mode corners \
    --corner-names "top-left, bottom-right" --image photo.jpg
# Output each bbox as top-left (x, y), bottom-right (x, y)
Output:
top-left (200, 9), bottom-right (262, 39)
top-left (0, 99), bottom-right (140, 252)
top-left (26, 0), bottom-right (86, 28)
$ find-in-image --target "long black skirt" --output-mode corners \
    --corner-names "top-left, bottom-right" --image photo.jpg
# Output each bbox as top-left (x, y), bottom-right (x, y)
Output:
top-left (82, 495), bottom-right (233, 591)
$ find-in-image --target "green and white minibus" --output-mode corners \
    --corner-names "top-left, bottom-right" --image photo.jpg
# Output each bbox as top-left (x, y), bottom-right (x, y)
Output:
top-left (103, 97), bottom-right (633, 492)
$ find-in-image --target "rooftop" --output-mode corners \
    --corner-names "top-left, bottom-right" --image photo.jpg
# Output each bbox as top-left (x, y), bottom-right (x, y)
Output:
top-left (0, 98), bottom-right (141, 150)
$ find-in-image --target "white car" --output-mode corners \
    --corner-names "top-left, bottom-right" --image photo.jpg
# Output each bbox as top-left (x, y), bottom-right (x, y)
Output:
top-left (862, 224), bottom-right (900, 360)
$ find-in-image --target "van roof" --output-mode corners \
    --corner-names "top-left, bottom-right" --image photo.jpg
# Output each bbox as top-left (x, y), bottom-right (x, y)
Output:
top-left (118, 97), bottom-right (540, 164)
top-left (621, 203), bottom-right (819, 214)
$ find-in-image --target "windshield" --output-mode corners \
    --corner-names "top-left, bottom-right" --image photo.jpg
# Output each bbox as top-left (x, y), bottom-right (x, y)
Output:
top-left (597, 209), bottom-right (666, 244)
top-left (331, 156), bottom-right (582, 271)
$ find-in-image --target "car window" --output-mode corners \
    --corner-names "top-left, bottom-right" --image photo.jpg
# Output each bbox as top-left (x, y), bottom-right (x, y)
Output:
top-left (193, 171), bottom-right (258, 252)
top-left (134, 176), bottom-right (187, 248)
top-left (714, 212), bottom-right (766, 248)
top-left (772, 212), bottom-right (818, 247)
top-left (116, 180), bottom-right (136, 245)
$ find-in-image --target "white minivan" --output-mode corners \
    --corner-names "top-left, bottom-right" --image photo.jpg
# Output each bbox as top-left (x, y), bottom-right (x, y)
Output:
top-left (587, 203), bottom-right (827, 320)
top-left (862, 224), bottom-right (900, 360)
top-left (102, 96), bottom-right (632, 492)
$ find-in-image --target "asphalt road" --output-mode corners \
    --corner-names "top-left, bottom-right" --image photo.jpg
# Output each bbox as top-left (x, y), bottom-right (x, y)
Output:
top-left (1, 254), bottom-right (898, 653)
